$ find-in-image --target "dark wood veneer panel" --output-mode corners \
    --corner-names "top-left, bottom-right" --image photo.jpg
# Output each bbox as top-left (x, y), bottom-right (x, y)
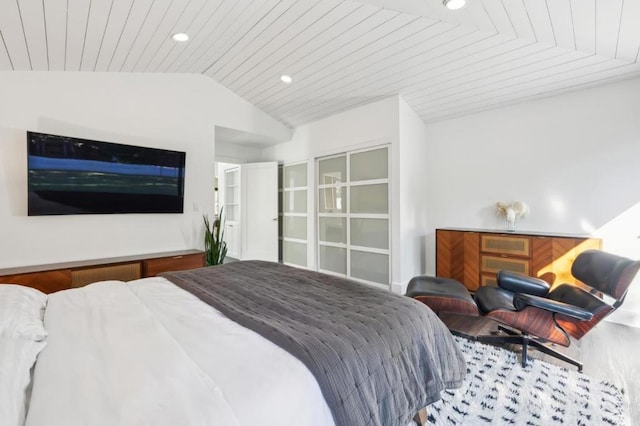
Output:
top-left (436, 229), bottom-right (479, 291)
top-left (486, 305), bottom-right (570, 347)
top-left (412, 295), bottom-right (479, 316)
top-left (143, 253), bottom-right (205, 277)
top-left (0, 270), bottom-right (72, 294)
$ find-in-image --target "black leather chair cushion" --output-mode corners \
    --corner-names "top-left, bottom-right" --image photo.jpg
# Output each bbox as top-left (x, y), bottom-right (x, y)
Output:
top-left (474, 286), bottom-right (516, 314)
top-left (476, 279), bottom-right (595, 320)
top-left (406, 276), bottom-right (472, 302)
top-left (549, 284), bottom-right (606, 313)
top-left (571, 249), bottom-right (636, 299)
top-left (497, 270), bottom-right (550, 296)
top-left (513, 293), bottom-right (593, 320)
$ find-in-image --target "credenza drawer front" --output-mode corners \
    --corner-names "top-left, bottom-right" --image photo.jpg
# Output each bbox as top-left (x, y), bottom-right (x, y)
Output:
top-left (144, 253), bottom-right (205, 277)
top-left (481, 234), bottom-right (530, 256)
top-left (481, 275), bottom-right (498, 287)
top-left (481, 255), bottom-right (530, 275)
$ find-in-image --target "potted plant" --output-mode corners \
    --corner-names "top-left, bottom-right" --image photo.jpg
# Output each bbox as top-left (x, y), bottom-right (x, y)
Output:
top-left (204, 206), bottom-right (227, 266)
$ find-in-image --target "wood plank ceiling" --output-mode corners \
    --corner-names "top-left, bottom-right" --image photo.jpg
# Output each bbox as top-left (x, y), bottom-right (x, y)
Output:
top-left (1, 0), bottom-right (639, 128)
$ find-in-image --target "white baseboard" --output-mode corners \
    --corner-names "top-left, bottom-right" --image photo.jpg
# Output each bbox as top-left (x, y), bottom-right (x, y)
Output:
top-left (391, 281), bottom-right (407, 295)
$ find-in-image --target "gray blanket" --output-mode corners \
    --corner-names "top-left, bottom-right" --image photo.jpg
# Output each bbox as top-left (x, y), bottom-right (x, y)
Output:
top-left (162, 261), bottom-right (466, 426)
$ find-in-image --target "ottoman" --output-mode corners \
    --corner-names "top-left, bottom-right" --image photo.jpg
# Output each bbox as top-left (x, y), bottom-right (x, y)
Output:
top-left (405, 276), bottom-right (478, 316)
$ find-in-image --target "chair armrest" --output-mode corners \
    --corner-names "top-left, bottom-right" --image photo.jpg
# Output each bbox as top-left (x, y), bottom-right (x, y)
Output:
top-left (513, 293), bottom-right (594, 321)
top-left (497, 270), bottom-right (550, 296)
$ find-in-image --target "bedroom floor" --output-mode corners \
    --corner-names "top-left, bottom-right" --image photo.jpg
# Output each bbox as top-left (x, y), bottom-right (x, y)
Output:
top-left (439, 314), bottom-right (640, 425)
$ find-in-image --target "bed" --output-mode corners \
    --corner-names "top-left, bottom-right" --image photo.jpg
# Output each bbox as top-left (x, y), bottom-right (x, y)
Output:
top-left (3, 261), bottom-right (466, 426)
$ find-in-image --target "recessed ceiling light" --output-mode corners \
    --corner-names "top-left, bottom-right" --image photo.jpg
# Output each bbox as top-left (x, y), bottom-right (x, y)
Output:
top-left (171, 33), bottom-right (189, 42)
top-left (280, 74), bottom-right (293, 84)
top-left (443, 0), bottom-right (466, 10)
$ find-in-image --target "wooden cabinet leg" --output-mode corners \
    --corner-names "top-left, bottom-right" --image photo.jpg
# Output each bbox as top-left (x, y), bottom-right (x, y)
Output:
top-left (413, 407), bottom-right (427, 425)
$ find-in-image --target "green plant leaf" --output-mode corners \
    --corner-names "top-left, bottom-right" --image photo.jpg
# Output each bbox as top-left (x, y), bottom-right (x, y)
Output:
top-left (203, 206), bottom-right (227, 266)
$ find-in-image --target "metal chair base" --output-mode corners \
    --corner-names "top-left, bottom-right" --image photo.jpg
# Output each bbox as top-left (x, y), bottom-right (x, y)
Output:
top-left (477, 326), bottom-right (583, 372)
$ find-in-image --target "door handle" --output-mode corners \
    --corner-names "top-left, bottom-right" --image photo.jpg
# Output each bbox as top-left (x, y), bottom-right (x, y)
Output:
top-left (272, 218), bottom-right (278, 221)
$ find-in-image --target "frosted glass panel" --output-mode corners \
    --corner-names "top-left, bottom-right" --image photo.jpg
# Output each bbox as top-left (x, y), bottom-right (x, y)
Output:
top-left (350, 148), bottom-right (388, 181)
top-left (319, 217), bottom-right (346, 243)
top-left (318, 156), bottom-right (346, 185)
top-left (350, 218), bottom-right (388, 249)
top-left (318, 187), bottom-right (345, 213)
top-left (319, 246), bottom-right (346, 274)
top-left (284, 216), bottom-right (307, 240)
top-left (351, 251), bottom-right (389, 284)
top-left (284, 163), bottom-right (307, 188)
top-left (225, 169), bottom-right (238, 185)
top-left (225, 187), bottom-right (238, 204)
top-left (283, 190), bottom-right (307, 213)
top-left (350, 184), bottom-right (388, 214)
top-left (283, 241), bottom-right (307, 267)
top-left (225, 205), bottom-right (238, 221)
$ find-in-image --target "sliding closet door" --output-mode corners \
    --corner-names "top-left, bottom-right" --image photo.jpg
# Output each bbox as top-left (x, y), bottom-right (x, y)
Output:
top-left (317, 155), bottom-right (348, 275)
top-left (279, 162), bottom-right (309, 267)
top-left (317, 146), bottom-right (389, 287)
top-left (349, 147), bottom-right (389, 285)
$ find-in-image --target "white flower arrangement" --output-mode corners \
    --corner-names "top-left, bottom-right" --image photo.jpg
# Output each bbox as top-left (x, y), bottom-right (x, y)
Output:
top-left (495, 201), bottom-right (529, 231)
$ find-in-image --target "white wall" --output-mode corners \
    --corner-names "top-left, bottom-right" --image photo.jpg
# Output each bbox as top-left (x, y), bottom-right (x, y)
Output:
top-left (425, 76), bottom-right (640, 326)
top-left (396, 98), bottom-right (429, 293)
top-left (214, 140), bottom-right (263, 164)
top-left (0, 71), bottom-right (290, 268)
top-left (263, 96), bottom-right (398, 164)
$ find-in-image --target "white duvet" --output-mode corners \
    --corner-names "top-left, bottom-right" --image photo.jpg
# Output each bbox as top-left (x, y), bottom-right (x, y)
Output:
top-left (25, 278), bottom-right (334, 426)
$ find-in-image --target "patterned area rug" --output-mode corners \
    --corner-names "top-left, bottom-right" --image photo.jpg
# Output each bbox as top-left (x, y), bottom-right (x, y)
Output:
top-left (428, 337), bottom-right (626, 425)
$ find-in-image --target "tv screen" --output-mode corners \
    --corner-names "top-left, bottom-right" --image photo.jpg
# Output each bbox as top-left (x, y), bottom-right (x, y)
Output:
top-left (27, 131), bottom-right (186, 216)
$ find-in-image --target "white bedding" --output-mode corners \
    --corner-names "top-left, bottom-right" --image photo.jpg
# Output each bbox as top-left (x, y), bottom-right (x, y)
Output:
top-left (0, 336), bottom-right (46, 426)
top-left (25, 278), bottom-right (334, 426)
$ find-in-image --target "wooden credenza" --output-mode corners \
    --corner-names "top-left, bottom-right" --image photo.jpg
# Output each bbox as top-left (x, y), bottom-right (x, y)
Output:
top-left (0, 249), bottom-right (205, 294)
top-left (436, 228), bottom-right (602, 292)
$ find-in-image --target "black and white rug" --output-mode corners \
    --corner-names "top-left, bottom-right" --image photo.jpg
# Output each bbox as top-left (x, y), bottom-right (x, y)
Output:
top-left (428, 337), bottom-right (627, 425)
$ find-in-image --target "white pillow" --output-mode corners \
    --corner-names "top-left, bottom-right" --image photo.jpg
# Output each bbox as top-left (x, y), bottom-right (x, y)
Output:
top-left (0, 336), bottom-right (46, 426)
top-left (0, 285), bottom-right (48, 341)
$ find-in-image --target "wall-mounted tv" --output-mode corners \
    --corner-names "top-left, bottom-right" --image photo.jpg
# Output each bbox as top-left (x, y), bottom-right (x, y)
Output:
top-left (27, 131), bottom-right (186, 216)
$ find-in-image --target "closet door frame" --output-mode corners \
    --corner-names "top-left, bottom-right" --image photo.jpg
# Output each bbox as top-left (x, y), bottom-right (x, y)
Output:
top-left (316, 145), bottom-right (390, 288)
top-left (279, 161), bottom-right (309, 268)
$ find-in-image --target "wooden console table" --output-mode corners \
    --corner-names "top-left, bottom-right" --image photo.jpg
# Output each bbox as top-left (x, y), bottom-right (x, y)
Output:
top-left (436, 228), bottom-right (602, 292)
top-left (0, 249), bottom-right (205, 294)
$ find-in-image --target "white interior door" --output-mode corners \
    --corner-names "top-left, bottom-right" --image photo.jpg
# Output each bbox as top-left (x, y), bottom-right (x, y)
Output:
top-left (241, 162), bottom-right (278, 261)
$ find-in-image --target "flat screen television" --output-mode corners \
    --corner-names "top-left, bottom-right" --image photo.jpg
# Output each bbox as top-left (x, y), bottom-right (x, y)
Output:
top-left (27, 131), bottom-right (186, 216)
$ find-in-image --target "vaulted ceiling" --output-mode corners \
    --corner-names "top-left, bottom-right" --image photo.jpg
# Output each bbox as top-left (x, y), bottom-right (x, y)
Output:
top-left (1, 0), bottom-right (639, 127)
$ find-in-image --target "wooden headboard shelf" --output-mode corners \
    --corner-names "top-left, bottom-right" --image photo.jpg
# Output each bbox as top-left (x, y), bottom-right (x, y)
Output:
top-left (0, 249), bottom-right (205, 294)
